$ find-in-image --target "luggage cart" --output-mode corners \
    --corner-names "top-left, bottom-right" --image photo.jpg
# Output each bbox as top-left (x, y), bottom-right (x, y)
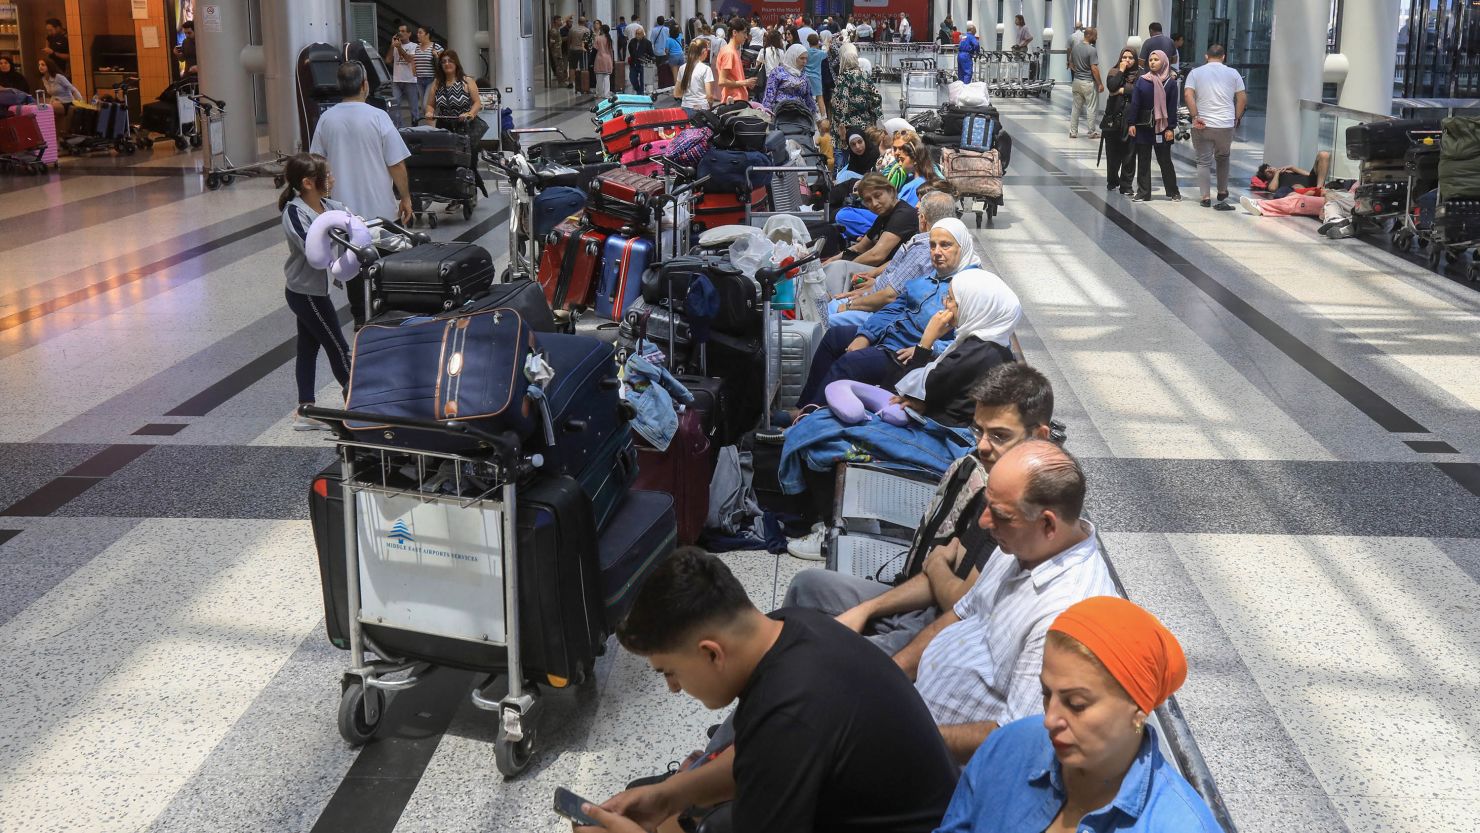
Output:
top-left (1382, 131), bottom-right (1442, 254)
top-left (753, 241), bottom-right (825, 431)
top-left (298, 406), bottom-right (553, 778)
top-left (900, 61), bottom-right (939, 116)
top-left (191, 94), bottom-right (287, 190)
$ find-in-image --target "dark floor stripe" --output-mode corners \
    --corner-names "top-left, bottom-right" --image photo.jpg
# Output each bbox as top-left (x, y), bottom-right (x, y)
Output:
top-left (1434, 462), bottom-right (1480, 498)
top-left (453, 205), bottom-right (512, 246)
top-left (1005, 129), bottom-right (1431, 435)
top-left (1405, 439), bottom-right (1459, 453)
top-left (0, 477), bottom-right (106, 517)
top-left (309, 669), bottom-right (475, 833)
top-left (133, 423), bottom-right (189, 436)
top-left (0, 530), bottom-right (20, 546)
top-left (0, 215), bottom-right (280, 332)
top-left (64, 443), bottom-right (155, 477)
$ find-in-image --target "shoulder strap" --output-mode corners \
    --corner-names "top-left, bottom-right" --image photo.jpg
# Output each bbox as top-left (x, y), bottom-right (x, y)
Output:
top-left (902, 458), bottom-right (979, 578)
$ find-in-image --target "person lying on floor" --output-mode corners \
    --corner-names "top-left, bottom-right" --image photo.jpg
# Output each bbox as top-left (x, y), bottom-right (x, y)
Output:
top-left (935, 596), bottom-right (1224, 832)
top-left (788, 217), bottom-right (991, 418)
top-left (827, 191), bottom-right (957, 328)
top-left (575, 548), bottom-right (957, 833)
top-left (783, 363), bottom-right (1057, 648)
top-left (1250, 150), bottom-right (1330, 195)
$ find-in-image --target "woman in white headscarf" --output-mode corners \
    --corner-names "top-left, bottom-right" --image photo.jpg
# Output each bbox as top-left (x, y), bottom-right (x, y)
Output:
top-left (893, 218), bottom-right (1021, 426)
top-left (762, 42), bottom-right (817, 115)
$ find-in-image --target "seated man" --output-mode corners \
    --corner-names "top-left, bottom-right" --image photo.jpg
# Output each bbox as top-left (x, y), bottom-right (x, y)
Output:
top-left (785, 363), bottom-right (1056, 647)
top-left (820, 172), bottom-right (919, 290)
top-left (827, 191), bottom-right (955, 329)
top-left (582, 549), bottom-right (957, 833)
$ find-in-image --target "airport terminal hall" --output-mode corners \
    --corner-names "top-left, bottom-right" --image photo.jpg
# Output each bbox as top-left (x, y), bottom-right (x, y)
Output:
top-left (4, 0), bottom-right (1480, 831)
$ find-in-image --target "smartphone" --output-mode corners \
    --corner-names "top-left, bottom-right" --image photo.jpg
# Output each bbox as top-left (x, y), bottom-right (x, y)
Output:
top-left (553, 787), bottom-right (600, 827)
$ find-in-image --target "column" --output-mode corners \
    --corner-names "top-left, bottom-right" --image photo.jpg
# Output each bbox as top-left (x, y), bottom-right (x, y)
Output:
top-left (1020, 0), bottom-right (1046, 50)
top-left (1264, 0), bottom-right (1326, 163)
top-left (448, 0), bottom-right (480, 77)
top-left (1049, 0), bottom-right (1074, 81)
top-left (260, 0), bottom-right (341, 156)
top-left (677, 0), bottom-right (695, 34)
top-left (490, 0), bottom-right (537, 110)
top-left (1134, 0), bottom-right (1171, 35)
top-left (1337, 0), bottom-right (1399, 115)
top-left (1191, 0), bottom-right (1213, 60)
top-left (594, 0), bottom-right (614, 27)
top-left (1096, 0), bottom-right (1132, 72)
top-left (195, 0), bottom-right (257, 164)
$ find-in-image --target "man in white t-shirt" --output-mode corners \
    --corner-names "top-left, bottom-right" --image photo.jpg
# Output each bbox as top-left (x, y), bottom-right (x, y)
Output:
top-left (309, 62), bottom-right (413, 324)
top-left (383, 24), bottom-right (419, 128)
top-left (1184, 43), bottom-right (1247, 210)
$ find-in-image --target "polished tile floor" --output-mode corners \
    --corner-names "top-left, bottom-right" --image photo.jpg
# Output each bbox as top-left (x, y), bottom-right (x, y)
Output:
top-left (1, 84), bottom-right (1477, 833)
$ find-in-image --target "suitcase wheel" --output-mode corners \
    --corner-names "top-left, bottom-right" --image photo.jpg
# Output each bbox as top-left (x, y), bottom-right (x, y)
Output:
top-left (337, 679), bottom-right (384, 745)
top-left (174, 136), bottom-right (187, 150)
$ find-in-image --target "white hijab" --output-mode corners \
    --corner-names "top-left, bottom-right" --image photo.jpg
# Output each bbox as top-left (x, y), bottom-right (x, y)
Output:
top-left (782, 43), bottom-right (808, 76)
top-left (932, 217), bottom-right (980, 274)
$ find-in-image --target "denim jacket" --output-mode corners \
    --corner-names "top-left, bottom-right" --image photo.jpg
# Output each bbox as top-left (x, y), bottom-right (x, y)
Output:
top-left (934, 718), bottom-right (1224, 833)
top-left (623, 344), bottom-right (695, 451)
top-left (779, 406), bottom-right (974, 494)
top-left (858, 272), bottom-right (954, 353)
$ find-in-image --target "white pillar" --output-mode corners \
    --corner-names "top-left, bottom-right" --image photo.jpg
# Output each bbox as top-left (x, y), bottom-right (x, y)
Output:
top-left (1337, 0), bottom-right (1399, 115)
top-left (1020, 0), bottom-right (1045, 52)
top-left (195, 0), bottom-right (257, 164)
top-left (260, 0), bottom-right (341, 156)
top-left (1096, 0), bottom-right (1130, 75)
top-left (1135, 0), bottom-right (1171, 35)
top-left (1264, 0), bottom-right (1326, 164)
top-left (490, 0), bottom-right (537, 109)
top-left (1048, 0), bottom-right (1073, 81)
top-left (932, 0), bottom-right (949, 39)
top-left (448, 0), bottom-right (479, 77)
top-left (677, 0), bottom-right (695, 36)
top-left (594, 0), bottom-right (614, 28)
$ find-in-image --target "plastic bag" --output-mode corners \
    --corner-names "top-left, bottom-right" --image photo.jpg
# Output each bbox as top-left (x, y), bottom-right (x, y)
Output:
top-left (729, 234), bottom-right (776, 274)
top-left (957, 82), bottom-right (989, 106)
top-left (763, 214), bottom-right (811, 245)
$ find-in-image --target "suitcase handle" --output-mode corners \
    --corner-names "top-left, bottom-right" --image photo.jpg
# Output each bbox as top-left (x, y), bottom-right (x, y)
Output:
top-left (754, 239), bottom-right (825, 292)
top-left (297, 404), bottom-right (523, 462)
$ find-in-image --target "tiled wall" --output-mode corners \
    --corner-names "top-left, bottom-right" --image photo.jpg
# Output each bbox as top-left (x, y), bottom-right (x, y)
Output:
top-left (63, 0), bottom-right (172, 100)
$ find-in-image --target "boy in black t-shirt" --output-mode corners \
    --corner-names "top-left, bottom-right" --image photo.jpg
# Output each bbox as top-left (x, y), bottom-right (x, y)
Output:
top-left (577, 549), bottom-right (957, 833)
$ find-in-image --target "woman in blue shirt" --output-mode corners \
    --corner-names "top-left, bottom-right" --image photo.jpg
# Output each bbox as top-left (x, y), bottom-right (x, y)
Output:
top-left (934, 596), bottom-right (1224, 833)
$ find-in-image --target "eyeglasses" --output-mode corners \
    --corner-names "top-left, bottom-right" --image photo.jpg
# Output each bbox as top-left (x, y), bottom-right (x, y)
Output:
top-left (970, 424), bottom-right (1021, 448)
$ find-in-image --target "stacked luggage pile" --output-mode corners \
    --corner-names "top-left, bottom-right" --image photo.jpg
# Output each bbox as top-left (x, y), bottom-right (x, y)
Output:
top-left (402, 124), bottom-right (482, 226)
top-left (0, 94), bottom-right (57, 174)
top-left (1346, 117), bottom-right (1442, 246)
top-left (1431, 115), bottom-right (1480, 280)
top-left (912, 101), bottom-right (1013, 227)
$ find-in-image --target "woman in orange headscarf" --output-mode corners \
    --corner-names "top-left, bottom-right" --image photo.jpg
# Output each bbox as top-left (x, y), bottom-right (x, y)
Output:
top-left (933, 596), bottom-right (1224, 833)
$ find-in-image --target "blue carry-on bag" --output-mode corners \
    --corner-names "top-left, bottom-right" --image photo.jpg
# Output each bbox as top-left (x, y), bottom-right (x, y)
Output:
top-left (596, 234), bottom-right (655, 320)
top-left (961, 112), bottom-right (995, 152)
top-left (346, 307), bottom-right (540, 452)
top-left (698, 149), bottom-right (773, 191)
top-left (595, 93), bottom-right (659, 121)
top-left (597, 490), bottom-right (678, 624)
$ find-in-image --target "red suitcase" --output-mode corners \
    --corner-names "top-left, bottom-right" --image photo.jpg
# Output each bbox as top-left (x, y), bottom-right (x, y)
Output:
top-left (594, 167), bottom-right (667, 204)
top-left (537, 221), bottom-right (607, 310)
top-left (692, 186), bottom-right (767, 230)
top-left (599, 107), bottom-right (690, 155)
top-left (633, 409), bottom-right (715, 546)
top-left (0, 113), bottom-right (44, 156)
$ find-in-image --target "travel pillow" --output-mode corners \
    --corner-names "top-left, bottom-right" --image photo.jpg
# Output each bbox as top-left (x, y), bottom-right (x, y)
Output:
top-left (825, 380), bottom-right (911, 426)
top-left (305, 210), bottom-right (373, 285)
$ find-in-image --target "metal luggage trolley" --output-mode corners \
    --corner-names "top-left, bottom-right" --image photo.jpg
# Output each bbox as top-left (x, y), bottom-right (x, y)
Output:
top-left (485, 127), bottom-right (575, 283)
top-left (900, 58), bottom-right (940, 116)
top-left (299, 405), bottom-right (552, 777)
top-left (191, 94), bottom-right (286, 190)
top-left (1381, 129), bottom-right (1442, 254)
top-left (754, 241), bottom-right (826, 431)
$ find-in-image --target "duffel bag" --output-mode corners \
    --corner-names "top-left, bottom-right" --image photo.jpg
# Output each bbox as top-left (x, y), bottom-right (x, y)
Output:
top-left (642, 255), bottom-right (763, 336)
top-left (712, 108), bottom-right (771, 151)
top-left (941, 147), bottom-right (1004, 198)
top-left (346, 307), bottom-right (541, 452)
top-left (698, 148), bottom-right (772, 191)
top-left (668, 126), bottom-right (713, 166)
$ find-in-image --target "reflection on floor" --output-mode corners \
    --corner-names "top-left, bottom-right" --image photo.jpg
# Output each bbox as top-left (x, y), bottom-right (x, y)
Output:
top-left (0, 84), bottom-right (1477, 833)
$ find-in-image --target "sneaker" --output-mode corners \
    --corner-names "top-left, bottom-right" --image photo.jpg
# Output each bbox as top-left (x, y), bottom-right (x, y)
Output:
top-left (1088, 131), bottom-right (1101, 139)
top-left (292, 413), bottom-right (328, 432)
top-left (1214, 200), bottom-right (1236, 211)
top-left (1170, 194), bottom-right (1184, 202)
top-left (1130, 194), bottom-right (1148, 203)
top-left (1239, 195), bottom-right (1264, 215)
top-left (1200, 197), bottom-right (1212, 208)
top-left (1068, 131), bottom-right (1078, 139)
top-left (1119, 187), bottom-right (1133, 196)
top-left (1106, 182), bottom-right (1119, 190)
top-left (787, 523), bottom-right (827, 561)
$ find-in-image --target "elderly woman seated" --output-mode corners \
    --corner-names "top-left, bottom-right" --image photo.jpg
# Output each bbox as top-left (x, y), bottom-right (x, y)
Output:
top-left (934, 596), bottom-right (1225, 832)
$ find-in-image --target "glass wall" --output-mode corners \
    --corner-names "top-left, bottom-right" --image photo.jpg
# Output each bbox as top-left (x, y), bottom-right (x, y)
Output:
top-left (1169, 0), bottom-right (1273, 110)
top-left (1396, 0), bottom-right (1480, 99)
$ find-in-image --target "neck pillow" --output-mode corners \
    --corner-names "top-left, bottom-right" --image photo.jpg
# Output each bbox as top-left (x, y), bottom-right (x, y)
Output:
top-left (305, 209), bottom-right (373, 285)
top-left (825, 379), bottom-right (911, 426)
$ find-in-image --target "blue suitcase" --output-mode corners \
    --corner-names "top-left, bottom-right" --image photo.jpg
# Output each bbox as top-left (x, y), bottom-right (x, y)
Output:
top-left (596, 234), bottom-right (654, 321)
top-left (598, 490), bottom-right (677, 625)
top-left (594, 93), bottom-right (658, 121)
top-left (346, 307), bottom-right (538, 451)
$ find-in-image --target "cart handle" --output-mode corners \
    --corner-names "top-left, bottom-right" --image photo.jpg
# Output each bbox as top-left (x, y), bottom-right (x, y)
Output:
top-left (754, 239), bottom-right (825, 291)
top-left (508, 127), bottom-right (569, 138)
top-left (298, 404), bottom-right (524, 460)
top-left (746, 165), bottom-right (824, 174)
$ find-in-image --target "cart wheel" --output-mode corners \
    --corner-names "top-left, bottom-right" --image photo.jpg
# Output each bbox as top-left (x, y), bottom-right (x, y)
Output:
top-left (1467, 258), bottom-right (1480, 282)
top-left (462, 201), bottom-right (474, 221)
top-left (221, 174), bottom-right (235, 186)
top-left (494, 721), bottom-right (537, 778)
top-left (1426, 245), bottom-right (1443, 270)
top-left (174, 137), bottom-right (188, 151)
top-left (141, 137), bottom-right (154, 148)
top-left (428, 214), bottom-right (439, 229)
top-left (337, 681), bottom-right (385, 746)
top-left (122, 142), bottom-right (136, 155)
top-left (205, 173), bottom-right (220, 190)
top-left (190, 134), bottom-right (202, 149)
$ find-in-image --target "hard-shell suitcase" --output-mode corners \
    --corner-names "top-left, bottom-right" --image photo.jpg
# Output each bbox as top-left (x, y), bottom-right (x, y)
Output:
top-left (619, 138), bottom-right (675, 167)
top-left (575, 68), bottom-right (594, 94)
top-left (1354, 180), bottom-right (1406, 216)
top-left (596, 234), bottom-right (655, 320)
top-left (528, 137), bottom-right (606, 166)
top-left (586, 197), bottom-right (655, 233)
top-left (599, 107), bottom-right (689, 155)
top-left (535, 160), bottom-right (621, 193)
top-left (593, 166), bottom-right (667, 203)
top-left (632, 413), bottom-right (713, 546)
top-left (0, 112), bottom-right (42, 154)
top-left (436, 278), bottom-right (558, 332)
top-left (15, 104), bottom-right (57, 165)
top-left (537, 221), bottom-right (606, 310)
top-left (367, 241), bottom-right (496, 315)
top-left (691, 186), bottom-right (767, 230)
top-left (594, 93), bottom-right (657, 120)
top-left (401, 126), bottom-right (474, 168)
top-left (772, 319), bottom-right (822, 408)
top-left (1345, 118), bottom-right (1442, 161)
top-left (345, 307), bottom-right (539, 450)
top-left (309, 463), bottom-right (606, 682)
top-left (704, 329), bottom-right (766, 441)
top-left (657, 62), bottom-right (676, 89)
top-left (598, 490), bottom-right (678, 621)
top-left (96, 101), bottom-right (130, 139)
top-left (619, 300), bottom-right (695, 358)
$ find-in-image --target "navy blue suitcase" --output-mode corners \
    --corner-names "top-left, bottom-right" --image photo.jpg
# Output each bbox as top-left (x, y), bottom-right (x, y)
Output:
top-left (346, 308), bottom-right (538, 451)
top-left (531, 333), bottom-right (627, 474)
top-left (578, 428), bottom-right (639, 532)
top-left (598, 490), bottom-right (678, 625)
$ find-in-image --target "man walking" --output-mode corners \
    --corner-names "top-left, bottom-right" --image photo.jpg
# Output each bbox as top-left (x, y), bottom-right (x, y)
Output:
top-left (308, 62), bottom-right (413, 326)
top-left (1067, 27), bottom-right (1102, 139)
top-left (1184, 44), bottom-right (1246, 210)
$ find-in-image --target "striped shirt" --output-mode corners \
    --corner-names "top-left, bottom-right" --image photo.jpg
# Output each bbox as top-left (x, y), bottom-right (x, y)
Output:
top-left (412, 42), bottom-right (444, 79)
top-left (915, 521), bottom-right (1116, 726)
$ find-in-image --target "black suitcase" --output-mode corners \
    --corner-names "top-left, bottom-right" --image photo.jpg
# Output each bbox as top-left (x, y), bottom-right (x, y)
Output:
top-left (1406, 146), bottom-right (1441, 182)
top-left (401, 126), bottom-right (474, 168)
top-left (597, 490), bottom-right (678, 621)
top-left (528, 137), bottom-right (606, 165)
top-left (535, 160), bottom-right (622, 192)
top-left (643, 256), bottom-right (763, 337)
top-left (366, 241), bottom-right (496, 314)
top-left (309, 465), bottom-right (606, 683)
top-left (1345, 119), bottom-right (1442, 161)
top-left (1354, 180), bottom-right (1407, 216)
top-left (704, 329), bottom-right (766, 443)
top-left (530, 333), bottom-right (629, 479)
top-left (408, 165), bottom-right (478, 200)
top-left (141, 98), bottom-right (180, 134)
top-left (675, 374), bottom-right (728, 441)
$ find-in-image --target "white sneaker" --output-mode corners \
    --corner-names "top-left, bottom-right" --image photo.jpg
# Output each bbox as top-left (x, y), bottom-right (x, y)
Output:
top-left (786, 523), bottom-right (827, 561)
top-left (1239, 195), bottom-right (1265, 216)
top-left (293, 412), bottom-right (329, 432)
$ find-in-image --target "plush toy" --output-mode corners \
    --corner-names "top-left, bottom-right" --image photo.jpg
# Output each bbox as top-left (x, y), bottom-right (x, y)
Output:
top-left (304, 210), bottom-right (372, 285)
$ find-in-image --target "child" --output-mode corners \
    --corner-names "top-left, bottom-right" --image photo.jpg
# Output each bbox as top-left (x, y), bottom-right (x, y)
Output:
top-left (816, 117), bottom-right (835, 170)
top-left (279, 153), bottom-right (354, 431)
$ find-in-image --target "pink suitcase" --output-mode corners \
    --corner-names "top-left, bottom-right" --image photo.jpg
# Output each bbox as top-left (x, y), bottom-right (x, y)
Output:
top-left (17, 104), bottom-right (58, 166)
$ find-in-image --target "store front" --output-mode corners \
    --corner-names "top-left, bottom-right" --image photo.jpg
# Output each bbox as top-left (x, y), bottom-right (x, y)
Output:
top-left (0, 0), bottom-right (192, 104)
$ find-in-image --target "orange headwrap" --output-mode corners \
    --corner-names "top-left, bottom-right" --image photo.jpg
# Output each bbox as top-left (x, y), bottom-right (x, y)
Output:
top-left (1048, 596), bottom-right (1187, 713)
